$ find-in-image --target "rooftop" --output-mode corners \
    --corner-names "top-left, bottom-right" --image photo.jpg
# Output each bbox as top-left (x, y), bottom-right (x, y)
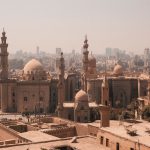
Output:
top-left (0, 136), bottom-right (109, 150)
top-left (18, 131), bottom-right (59, 142)
top-left (88, 120), bottom-right (150, 147)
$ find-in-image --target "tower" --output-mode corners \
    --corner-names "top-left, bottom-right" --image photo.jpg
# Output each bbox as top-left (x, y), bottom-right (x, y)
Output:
top-left (57, 52), bottom-right (65, 117)
top-left (82, 36), bottom-right (89, 92)
top-left (0, 30), bottom-right (9, 112)
top-left (82, 35), bottom-right (89, 73)
top-left (99, 76), bottom-right (110, 127)
top-left (99, 61), bottom-right (110, 128)
top-left (0, 29), bottom-right (9, 80)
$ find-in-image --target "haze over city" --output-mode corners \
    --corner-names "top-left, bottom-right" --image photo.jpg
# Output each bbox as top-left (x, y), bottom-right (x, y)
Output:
top-left (0, 0), bottom-right (150, 54)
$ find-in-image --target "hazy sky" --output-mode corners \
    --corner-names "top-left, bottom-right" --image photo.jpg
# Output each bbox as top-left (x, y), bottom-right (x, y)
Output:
top-left (0, 0), bottom-right (150, 54)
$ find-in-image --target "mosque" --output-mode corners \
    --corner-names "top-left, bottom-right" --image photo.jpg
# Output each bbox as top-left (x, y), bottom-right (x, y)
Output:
top-left (0, 31), bottom-right (148, 122)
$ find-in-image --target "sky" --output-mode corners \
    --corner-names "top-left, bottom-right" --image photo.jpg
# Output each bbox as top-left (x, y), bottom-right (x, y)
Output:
top-left (0, 0), bottom-right (150, 54)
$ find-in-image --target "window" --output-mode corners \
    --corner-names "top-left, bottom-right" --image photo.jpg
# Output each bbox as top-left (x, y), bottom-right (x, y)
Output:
top-left (81, 106), bottom-right (84, 110)
top-left (40, 97), bottom-right (43, 101)
top-left (24, 97), bottom-right (28, 102)
top-left (100, 136), bottom-right (104, 144)
top-left (68, 114), bottom-right (71, 120)
top-left (84, 116), bottom-right (88, 121)
top-left (116, 143), bottom-right (120, 150)
top-left (12, 92), bottom-right (15, 97)
top-left (106, 138), bottom-right (109, 147)
top-left (77, 116), bottom-right (80, 122)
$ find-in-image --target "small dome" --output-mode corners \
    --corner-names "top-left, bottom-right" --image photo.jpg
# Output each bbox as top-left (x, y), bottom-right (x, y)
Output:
top-left (23, 59), bottom-right (43, 74)
top-left (75, 89), bottom-right (88, 102)
top-left (113, 64), bottom-right (123, 76)
top-left (88, 53), bottom-right (96, 68)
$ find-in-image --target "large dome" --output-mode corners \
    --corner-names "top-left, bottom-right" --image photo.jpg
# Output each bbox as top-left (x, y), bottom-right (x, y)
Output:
top-left (23, 59), bottom-right (44, 74)
top-left (113, 64), bottom-right (123, 76)
top-left (75, 90), bottom-right (88, 102)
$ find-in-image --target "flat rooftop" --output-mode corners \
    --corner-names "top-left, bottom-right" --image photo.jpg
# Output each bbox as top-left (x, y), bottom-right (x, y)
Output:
top-left (19, 131), bottom-right (60, 142)
top-left (88, 120), bottom-right (150, 147)
top-left (0, 136), bottom-right (110, 150)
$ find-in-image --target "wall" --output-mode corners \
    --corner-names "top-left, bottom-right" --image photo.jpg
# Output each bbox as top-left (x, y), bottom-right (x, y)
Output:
top-left (43, 126), bottom-right (76, 138)
top-left (97, 129), bottom-right (150, 150)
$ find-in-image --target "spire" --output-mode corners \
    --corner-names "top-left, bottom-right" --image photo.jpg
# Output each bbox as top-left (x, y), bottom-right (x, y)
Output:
top-left (83, 35), bottom-right (89, 49)
top-left (1, 28), bottom-right (7, 44)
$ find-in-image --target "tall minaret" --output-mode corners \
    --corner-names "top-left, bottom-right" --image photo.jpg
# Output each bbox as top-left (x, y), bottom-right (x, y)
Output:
top-left (82, 35), bottom-right (89, 73)
top-left (57, 52), bottom-right (65, 117)
top-left (0, 29), bottom-right (9, 112)
top-left (82, 36), bottom-right (89, 92)
top-left (0, 29), bottom-right (9, 80)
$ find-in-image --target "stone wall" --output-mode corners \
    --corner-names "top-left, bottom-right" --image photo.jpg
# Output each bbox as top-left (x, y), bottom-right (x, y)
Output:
top-left (97, 129), bottom-right (150, 150)
top-left (43, 126), bottom-right (76, 138)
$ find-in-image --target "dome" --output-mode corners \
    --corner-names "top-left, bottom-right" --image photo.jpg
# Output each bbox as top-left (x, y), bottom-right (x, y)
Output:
top-left (113, 64), bottom-right (123, 76)
top-left (23, 59), bottom-right (44, 74)
top-left (88, 53), bottom-right (96, 68)
top-left (75, 89), bottom-right (88, 102)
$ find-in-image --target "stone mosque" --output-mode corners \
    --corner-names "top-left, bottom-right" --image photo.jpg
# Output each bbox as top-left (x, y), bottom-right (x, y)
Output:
top-left (0, 31), bottom-right (148, 122)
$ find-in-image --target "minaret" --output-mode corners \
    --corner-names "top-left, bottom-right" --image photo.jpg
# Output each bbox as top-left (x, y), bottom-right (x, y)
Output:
top-left (99, 75), bottom-right (110, 127)
top-left (82, 35), bottom-right (89, 92)
top-left (82, 35), bottom-right (89, 73)
top-left (0, 29), bottom-right (9, 80)
top-left (0, 29), bottom-right (9, 112)
top-left (99, 59), bottom-right (110, 127)
top-left (57, 52), bottom-right (65, 117)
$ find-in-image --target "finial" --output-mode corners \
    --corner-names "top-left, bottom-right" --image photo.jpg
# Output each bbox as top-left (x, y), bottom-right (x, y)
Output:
top-left (2, 27), bottom-right (6, 36)
top-left (85, 34), bottom-right (87, 40)
top-left (83, 34), bottom-right (88, 49)
top-left (84, 34), bottom-right (88, 43)
top-left (60, 52), bottom-right (63, 58)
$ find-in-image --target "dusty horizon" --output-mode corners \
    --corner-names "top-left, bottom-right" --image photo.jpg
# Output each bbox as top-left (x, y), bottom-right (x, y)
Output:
top-left (0, 0), bottom-right (150, 54)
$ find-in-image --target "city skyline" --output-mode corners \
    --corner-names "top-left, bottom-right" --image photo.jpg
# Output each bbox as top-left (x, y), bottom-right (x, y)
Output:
top-left (0, 0), bottom-right (150, 54)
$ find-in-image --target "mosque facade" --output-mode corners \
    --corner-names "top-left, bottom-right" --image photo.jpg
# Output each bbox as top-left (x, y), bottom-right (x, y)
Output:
top-left (0, 31), bottom-right (148, 122)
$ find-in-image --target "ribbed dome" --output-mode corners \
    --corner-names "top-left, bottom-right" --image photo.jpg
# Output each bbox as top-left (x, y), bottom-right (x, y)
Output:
top-left (23, 59), bottom-right (43, 74)
top-left (113, 64), bottom-right (123, 76)
top-left (75, 90), bottom-right (88, 102)
top-left (88, 53), bottom-right (96, 68)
